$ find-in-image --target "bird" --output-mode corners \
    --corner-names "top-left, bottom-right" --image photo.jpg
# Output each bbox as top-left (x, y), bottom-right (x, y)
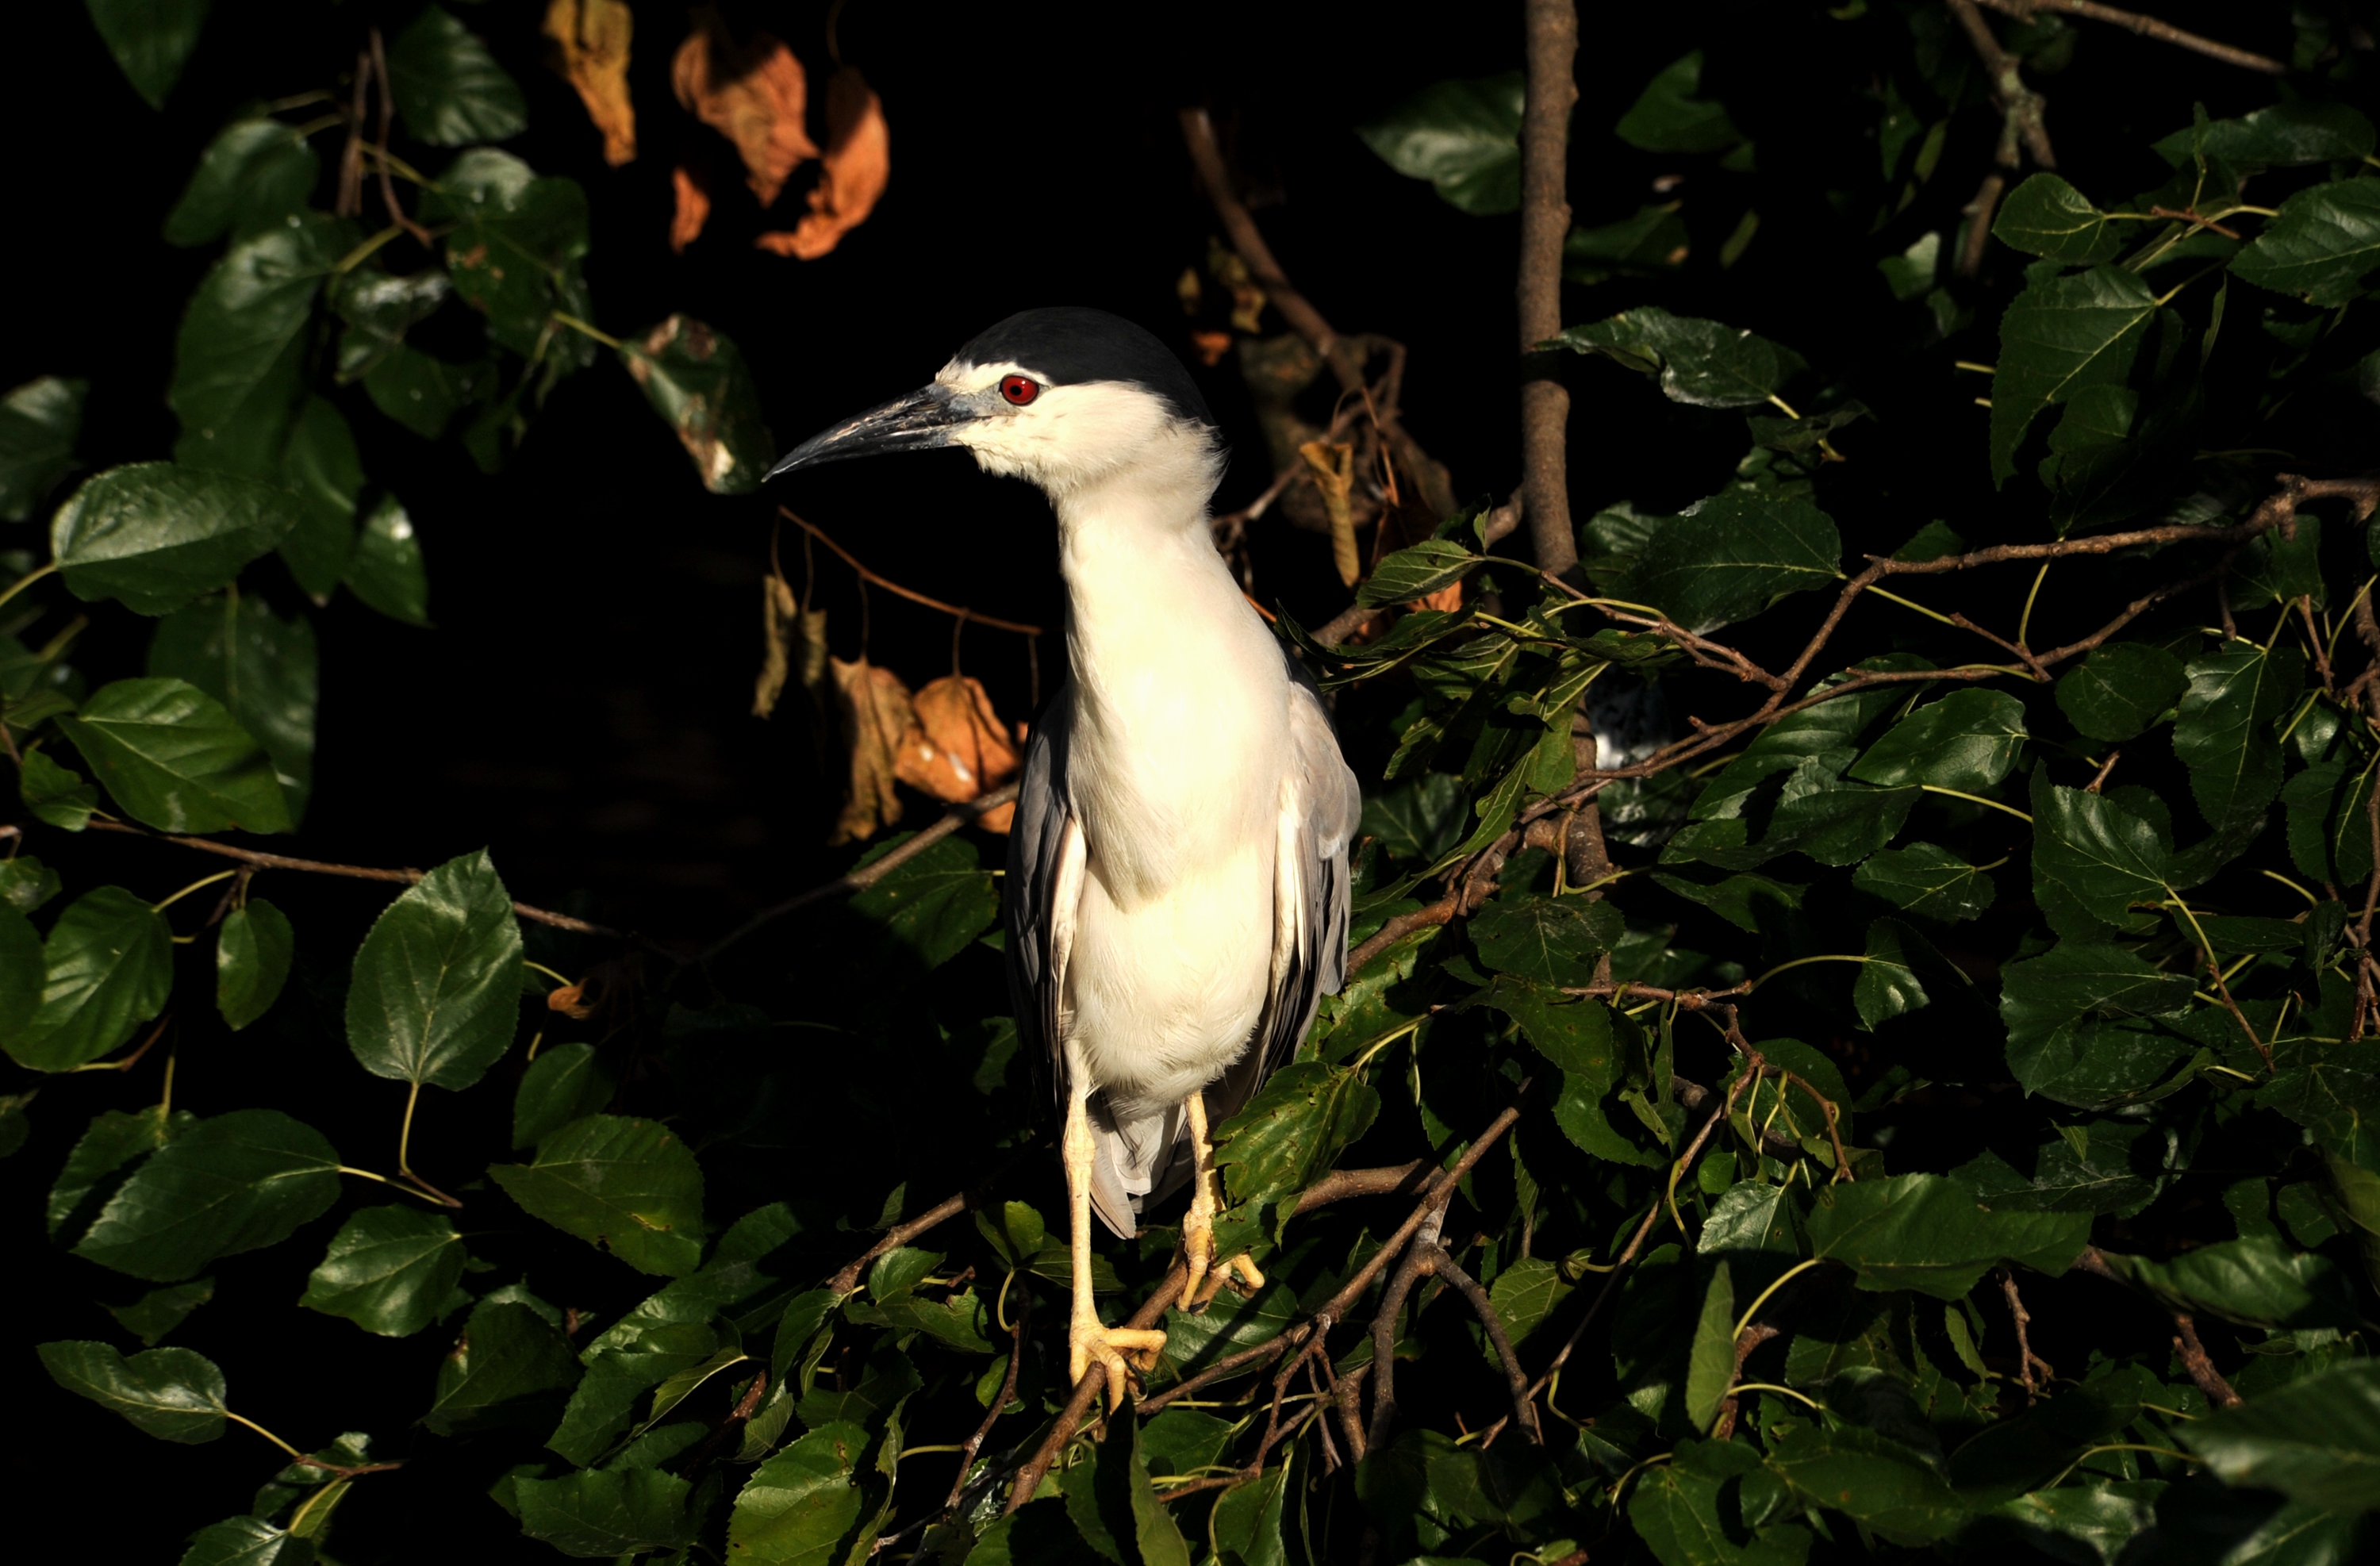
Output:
top-left (768, 306), bottom-right (1361, 1408)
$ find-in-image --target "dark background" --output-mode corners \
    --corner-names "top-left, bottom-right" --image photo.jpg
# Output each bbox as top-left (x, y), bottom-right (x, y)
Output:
top-left (2, 2), bottom-right (2320, 1556)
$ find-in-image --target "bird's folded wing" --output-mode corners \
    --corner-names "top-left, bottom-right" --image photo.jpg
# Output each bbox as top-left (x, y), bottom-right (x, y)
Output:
top-left (1004, 694), bottom-right (1077, 1118)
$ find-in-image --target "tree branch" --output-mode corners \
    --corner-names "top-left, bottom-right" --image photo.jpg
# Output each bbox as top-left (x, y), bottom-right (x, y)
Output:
top-left (1518, 0), bottom-right (1580, 577)
top-left (1975, 0), bottom-right (2286, 74)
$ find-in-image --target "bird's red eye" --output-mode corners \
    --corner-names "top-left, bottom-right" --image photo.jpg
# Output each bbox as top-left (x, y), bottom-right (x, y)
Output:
top-left (1000, 374), bottom-right (1039, 405)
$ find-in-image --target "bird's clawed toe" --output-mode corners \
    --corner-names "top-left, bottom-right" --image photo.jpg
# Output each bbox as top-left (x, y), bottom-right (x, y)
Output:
top-left (1071, 1321), bottom-right (1169, 1411)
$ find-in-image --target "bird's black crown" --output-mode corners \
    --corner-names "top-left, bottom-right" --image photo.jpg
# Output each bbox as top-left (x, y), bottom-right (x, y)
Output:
top-left (954, 307), bottom-right (1215, 429)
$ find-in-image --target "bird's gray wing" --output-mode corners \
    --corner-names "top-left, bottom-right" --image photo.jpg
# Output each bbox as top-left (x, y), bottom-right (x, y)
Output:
top-left (1204, 651), bottom-right (1364, 1127)
top-left (1003, 689), bottom-right (1075, 1120)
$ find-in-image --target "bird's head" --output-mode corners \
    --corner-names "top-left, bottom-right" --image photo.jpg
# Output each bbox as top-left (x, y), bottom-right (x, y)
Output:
top-left (766, 307), bottom-right (1219, 502)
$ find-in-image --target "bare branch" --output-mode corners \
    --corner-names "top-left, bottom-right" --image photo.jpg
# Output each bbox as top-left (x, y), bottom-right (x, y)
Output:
top-left (1975, 0), bottom-right (2286, 75)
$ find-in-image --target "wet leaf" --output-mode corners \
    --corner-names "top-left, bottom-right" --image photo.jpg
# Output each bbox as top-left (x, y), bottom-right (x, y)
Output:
top-left (0, 375), bottom-right (87, 521)
top-left (346, 849), bottom-right (522, 1091)
top-left (52, 463), bottom-right (305, 616)
top-left (56, 677), bottom-right (288, 835)
top-left (620, 315), bottom-right (774, 494)
top-left (1990, 264), bottom-right (2158, 486)
top-left (163, 112), bottom-right (320, 246)
top-left (17, 750), bottom-right (99, 831)
top-left (755, 67), bottom-right (889, 259)
top-left (490, 1114), bottom-right (707, 1276)
top-left (417, 150), bottom-right (591, 367)
top-left (1356, 73), bottom-right (1524, 214)
top-left (10, 885), bottom-right (173, 1073)
top-left (0, 854), bottom-right (62, 915)
top-left (346, 493), bottom-right (431, 627)
top-left (389, 5), bottom-right (527, 146)
top-left (36, 1339), bottom-right (227, 1441)
top-left (217, 898), bottom-right (293, 1032)
top-left (71, 1108), bottom-right (343, 1281)
top-left (671, 8), bottom-right (816, 206)
top-left (169, 214), bottom-right (349, 479)
top-left (85, 0), bottom-right (210, 109)
top-left (543, 0), bottom-right (635, 166)
top-left (2232, 178), bottom-right (2380, 309)
top-left (300, 1205), bottom-right (468, 1337)
top-left (148, 592), bottom-right (317, 818)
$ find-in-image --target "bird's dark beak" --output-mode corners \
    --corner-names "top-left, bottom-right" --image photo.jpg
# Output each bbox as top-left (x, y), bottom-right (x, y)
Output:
top-left (766, 383), bottom-right (975, 480)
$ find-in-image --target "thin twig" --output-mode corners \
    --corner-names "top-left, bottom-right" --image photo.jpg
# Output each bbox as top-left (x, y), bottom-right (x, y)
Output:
top-left (827, 1159), bottom-right (1021, 1296)
top-left (1344, 898), bottom-right (1457, 977)
top-left (781, 510), bottom-right (1043, 636)
top-left (1975, 0), bottom-right (2286, 74)
top-left (2001, 1269), bottom-right (2052, 1403)
top-left (2172, 1314), bottom-right (2243, 1409)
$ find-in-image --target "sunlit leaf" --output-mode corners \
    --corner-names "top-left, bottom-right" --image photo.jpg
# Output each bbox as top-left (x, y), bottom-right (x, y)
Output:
top-left (1356, 74), bottom-right (1524, 214)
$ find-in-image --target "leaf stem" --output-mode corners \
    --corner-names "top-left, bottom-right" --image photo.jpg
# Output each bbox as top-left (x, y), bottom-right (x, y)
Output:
top-left (332, 225), bottom-right (402, 275)
top-left (1732, 1257), bottom-right (1825, 1338)
top-left (1919, 785), bottom-right (2033, 823)
top-left (550, 313), bottom-right (624, 351)
top-left (2044, 1441), bottom-right (2197, 1490)
top-left (1748, 954), bottom-right (1871, 989)
top-left (2016, 562), bottom-right (2052, 648)
top-left (523, 959), bottom-right (574, 989)
top-left (0, 561), bottom-right (59, 615)
top-left (2259, 869), bottom-right (2320, 908)
top-left (336, 1164), bottom-right (455, 1207)
top-left (1726, 1381), bottom-right (1821, 1410)
top-left (397, 1080), bottom-right (421, 1180)
top-left (224, 1411), bottom-right (306, 1460)
top-left (1865, 586), bottom-right (1961, 628)
top-left (151, 869), bottom-right (238, 914)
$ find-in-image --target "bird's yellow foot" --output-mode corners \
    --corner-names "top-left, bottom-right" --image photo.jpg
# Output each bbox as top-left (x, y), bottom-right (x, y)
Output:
top-left (1070, 1315), bottom-right (1168, 1411)
top-left (1181, 1198), bottom-right (1266, 1311)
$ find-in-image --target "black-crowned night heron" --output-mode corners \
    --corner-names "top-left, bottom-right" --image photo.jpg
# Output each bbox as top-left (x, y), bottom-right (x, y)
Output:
top-left (769, 307), bottom-right (1361, 1406)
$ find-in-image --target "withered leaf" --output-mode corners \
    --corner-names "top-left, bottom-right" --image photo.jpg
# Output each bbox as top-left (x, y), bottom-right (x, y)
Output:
top-left (670, 162), bottom-right (711, 253)
top-left (618, 315), bottom-right (774, 494)
top-left (829, 656), bottom-right (913, 845)
top-left (1189, 330), bottom-right (1231, 367)
top-left (545, 982), bottom-right (593, 1019)
top-left (671, 6), bottom-right (816, 207)
top-left (896, 675), bottom-right (1022, 833)
top-left (543, 0), bottom-right (635, 166)
top-left (1299, 439), bottom-right (1361, 587)
top-left (754, 67), bottom-right (889, 261)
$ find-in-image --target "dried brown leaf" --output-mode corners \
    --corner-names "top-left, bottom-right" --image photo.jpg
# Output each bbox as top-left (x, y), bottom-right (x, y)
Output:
top-left (753, 573), bottom-right (799, 718)
top-left (1189, 329), bottom-right (1231, 367)
top-left (754, 67), bottom-right (889, 260)
top-left (671, 5), bottom-right (817, 207)
top-left (670, 162), bottom-right (712, 253)
top-left (829, 655), bottom-right (913, 844)
top-left (1299, 439), bottom-right (1361, 587)
top-left (544, 0), bottom-right (636, 166)
top-left (545, 982), bottom-right (594, 1020)
top-left (895, 674), bottom-right (1022, 833)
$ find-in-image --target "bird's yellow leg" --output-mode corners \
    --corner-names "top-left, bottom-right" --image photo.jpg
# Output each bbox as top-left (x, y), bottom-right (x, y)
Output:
top-left (1065, 1084), bottom-right (1166, 1411)
top-left (1181, 1092), bottom-right (1266, 1311)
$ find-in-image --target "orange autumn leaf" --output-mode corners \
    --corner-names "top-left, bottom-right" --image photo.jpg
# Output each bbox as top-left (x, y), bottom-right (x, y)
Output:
top-left (671, 5), bottom-right (817, 207)
top-left (670, 162), bottom-right (712, 253)
top-left (543, 0), bottom-right (635, 166)
top-left (1189, 329), bottom-right (1232, 367)
top-left (895, 674), bottom-right (1022, 833)
top-left (1411, 580), bottom-right (1464, 613)
top-left (828, 655), bottom-right (914, 844)
top-left (754, 67), bottom-right (889, 260)
top-left (545, 982), bottom-right (594, 1019)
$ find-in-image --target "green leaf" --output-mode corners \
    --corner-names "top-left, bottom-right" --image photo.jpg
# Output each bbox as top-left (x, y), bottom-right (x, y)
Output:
top-left (2056, 642), bottom-right (2189, 742)
top-left (1628, 492), bottom-right (1841, 634)
top-left (1766, 1422), bottom-right (1965, 1543)
top-left (1998, 942), bottom-right (2196, 1099)
top-left (1614, 52), bottom-right (1744, 155)
top-left (345, 493), bottom-right (432, 626)
top-left (175, 1517), bottom-right (313, 1566)
top-left (2157, 103), bottom-right (2377, 167)
top-left (1683, 1261), bottom-right (1738, 1434)
top-left (2183, 1361), bottom-right (2380, 1513)
top-left (274, 397), bottom-right (362, 601)
top-left (1992, 174), bottom-right (2123, 263)
top-left (17, 750), bottom-right (101, 831)
top-left (1209, 1466), bottom-right (1291, 1566)
top-left (1806, 1173), bottom-right (2090, 1298)
top-left (48, 1104), bottom-right (194, 1238)
top-left (2029, 777), bottom-right (2171, 937)
top-left (513, 1041), bottom-right (620, 1149)
top-left (163, 112), bottom-right (320, 246)
top-left (1700, 1180), bottom-right (1799, 1258)
top-left (423, 1296), bottom-right (581, 1436)
top-left (148, 592), bottom-right (318, 818)
top-left (71, 1108), bottom-right (342, 1281)
top-left (1564, 205), bottom-right (1691, 283)
top-left (620, 315), bottom-right (775, 495)
top-left (387, 6), bottom-right (528, 146)
top-left (1629, 1453), bottom-right (1810, 1566)
top-left (1484, 1256), bottom-right (1573, 1355)
top-left (2176, 643), bottom-right (2305, 829)
top-left (419, 151), bottom-right (591, 363)
top-left (84, 0), bottom-right (210, 110)
top-left (168, 215), bottom-right (349, 478)
top-left (1990, 264), bottom-right (2158, 486)
top-left (1211, 1061), bottom-right (1381, 1219)
top-left (1069, 1401), bottom-right (1192, 1566)
top-left (2232, 178), bottom-right (2380, 309)
top-left (1469, 895), bottom-right (1623, 984)
top-left (1849, 689), bottom-right (2028, 793)
top-left (1547, 306), bottom-right (1806, 409)
top-left (216, 899), bottom-right (293, 1032)
top-left (52, 463), bottom-right (305, 616)
top-left (105, 1277), bottom-right (214, 1345)
top-left (847, 834), bottom-right (999, 971)
top-left (1490, 980), bottom-right (1619, 1081)
top-left (10, 885), bottom-right (173, 1073)
top-left (1853, 918), bottom-right (1942, 1029)
top-left (1358, 539), bottom-right (1486, 608)
top-left (56, 677), bottom-right (290, 834)
top-left (299, 1206), bottom-right (468, 1337)
top-left (36, 1339), bottom-right (227, 1441)
top-left (1355, 74), bottom-right (1524, 214)
top-left (1361, 772), bottom-right (1466, 862)
top-left (1851, 843), bottom-right (1996, 921)
top-left (2096, 1234), bottom-right (2360, 1331)
top-left (0, 854), bottom-right (62, 915)
top-left (0, 376), bottom-right (87, 521)
top-left (729, 1419), bottom-right (873, 1563)
top-left (489, 1115), bottom-right (708, 1276)
top-left (517, 1469), bottom-right (697, 1558)
top-left (345, 849), bottom-right (521, 1090)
